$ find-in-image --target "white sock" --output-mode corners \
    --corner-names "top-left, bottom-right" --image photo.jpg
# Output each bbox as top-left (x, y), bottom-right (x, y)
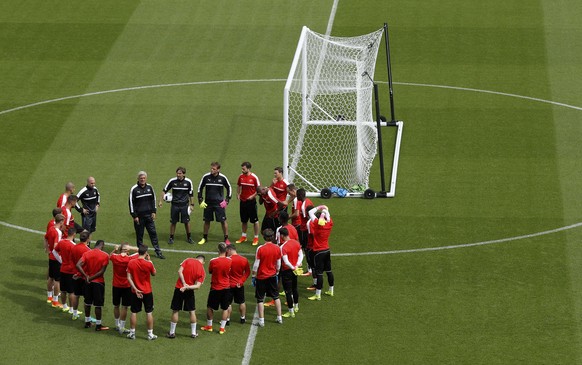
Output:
top-left (294, 304), bottom-right (299, 310)
top-left (170, 321), bottom-right (177, 334)
top-left (241, 233), bottom-right (247, 238)
top-left (85, 317), bottom-right (91, 322)
top-left (315, 289), bottom-right (321, 296)
top-left (206, 320), bottom-right (213, 327)
top-left (73, 309), bottom-right (78, 316)
top-left (53, 295), bottom-right (59, 302)
top-left (289, 308), bottom-right (294, 314)
top-left (259, 317), bottom-right (265, 325)
top-left (191, 323), bottom-right (197, 335)
top-left (147, 329), bottom-right (153, 336)
top-left (277, 315), bottom-right (282, 322)
top-left (115, 318), bottom-right (120, 327)
top-left (120, 320), bottom-right (125, 329)
top-left (220, 320), bottom-right (227, 328)
top-left (96, 320), bottom-right (102, 325)
top-left (328, 286), bottom-right (334, 293)
top-left (47, 291), bottom-right (53, 298)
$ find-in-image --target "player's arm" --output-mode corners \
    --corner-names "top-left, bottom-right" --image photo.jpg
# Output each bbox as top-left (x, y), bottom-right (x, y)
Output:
top-left (127, 271), bottom-right (143, 298)
top-left (297, 249), bottom-right (304, 268)
top-left (87, 264), bottom-right (107, 282)
top-left (282, 254), bottom-right (293, 270)
top-left (178, 266), bottom-right (188, 288)
top-left (76, 257), bottom-right (89, 282)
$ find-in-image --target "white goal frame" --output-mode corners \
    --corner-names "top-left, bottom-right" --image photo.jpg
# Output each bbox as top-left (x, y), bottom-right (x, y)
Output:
top-left (283, 26), bottom-right (403, 198)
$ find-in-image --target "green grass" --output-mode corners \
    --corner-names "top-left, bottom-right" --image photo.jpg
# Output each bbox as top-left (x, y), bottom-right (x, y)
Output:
top-left (2, 0), bottom-right (582, 364)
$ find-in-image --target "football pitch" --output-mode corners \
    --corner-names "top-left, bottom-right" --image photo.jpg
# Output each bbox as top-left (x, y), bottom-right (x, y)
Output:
top-left (2, 0), bottom-right (582, 364)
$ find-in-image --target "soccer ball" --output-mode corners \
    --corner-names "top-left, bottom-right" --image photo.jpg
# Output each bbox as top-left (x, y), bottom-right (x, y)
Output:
top-left (163, 192), bottom-right (172, 202)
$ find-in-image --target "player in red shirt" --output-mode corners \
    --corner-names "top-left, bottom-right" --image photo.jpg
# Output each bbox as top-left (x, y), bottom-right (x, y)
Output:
top-left (61, 194), bottom-right (82, 234)
top-left (76, 239), bottom-right (110, 331)
top-left (126, 245), bottom-right (157, 340)
top-left (45, 214), bottom-right (64, 307)
top-left (70, 231), bottom-right (91, 320)
top-left (270, 167), bottom-right (289, 203)
top-left (54, 227), bottom-right (77, 313)
top-left (235, 162), bottom-right (261, 245)
top-left (226, 245), bottom-right (251, 324)
top-left (276, 210), bottom-right (299, 244)
top-left (57, 181), bottom-right (75, 208)
top-left (279, 227), bottom-right (304, 317)
top-left (201, 242), bottom-right (232, 335)
top-left (167, 254), bottom-right (206, 339)
top-left (258, 185), bottom-right (285, 232)
top-left (307, 206), bottom-right (335, 301)
top-left (252, 228), bottom-right (283, 327)
top-left (109, 243), bottom-right (139, 334)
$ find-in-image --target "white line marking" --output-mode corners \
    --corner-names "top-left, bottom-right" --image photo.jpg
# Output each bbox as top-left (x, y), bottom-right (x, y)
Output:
top-left (393, 81), bottom-right (582, 111)
top-left (241, 307), bottom-right (260, 365)
top-left (2, 80), bottom-right (582, 118)
top-left (5, 219), bottom-right (582, 256)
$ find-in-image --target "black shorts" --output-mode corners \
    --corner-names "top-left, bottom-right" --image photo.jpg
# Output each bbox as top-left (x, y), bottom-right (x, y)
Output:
top-left (48, 259), bottom-right (61, 281)
top-left (203, 205), bottom-right (227, 222)
top-left (313, 249), bottom-right (332, 274)
top-left (261, 215), bottom-right (280, 232)
top-left (230, 286), bottom-right (245, 305)
top-left (170, 287), bottom-right (195, 312)
top-left (280, 270), bottom-right (297, 292)
top-left (84, 282), bottom-right (105, 307)
top-left (130, 292), bottom-right (154, 314)
top-left (112, 286), bottom-right (132, 307)
top-left (82, 212), bottom-right (97, 233)
top-left (298, 230), bottom-right (309, 249)
top-left (170, 204), bottom-right (190, 224)
top-left (255, 276), bottom-right (279, 302)
top-left (73, 277), bottom-right (85, 296)
top-left (306, 248), bottom-right (315, 269)
top-left (206, 289), bottom-right (232, 311)
top-left (60, 273), bottom-right (74, 293)
top-left (239, 199), bottom-right (258, 224)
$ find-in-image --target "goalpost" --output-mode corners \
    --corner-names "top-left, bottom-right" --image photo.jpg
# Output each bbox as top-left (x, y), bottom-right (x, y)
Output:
top-left (283, 26), bottom-right (404, 199)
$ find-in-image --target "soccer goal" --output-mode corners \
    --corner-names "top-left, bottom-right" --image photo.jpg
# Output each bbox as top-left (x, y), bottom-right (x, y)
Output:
top-left (283, 25), bottom-right (404, 199)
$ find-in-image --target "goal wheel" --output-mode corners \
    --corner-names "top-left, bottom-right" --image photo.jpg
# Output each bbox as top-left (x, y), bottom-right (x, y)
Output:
top-left (363, 189), bottom-right (376, 199)
top-left (320, 188), bottom-right (332, 199)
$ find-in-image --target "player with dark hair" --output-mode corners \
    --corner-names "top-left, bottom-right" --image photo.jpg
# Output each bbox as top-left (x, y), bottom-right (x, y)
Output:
top-left (270, 167), bottom-right (289, 203)
top-left (126, 245), bottom-right (158, 340)
top-left (160, 167), bottom-right (195, 244)
top-left (45, 214), bottom-right (64, 307)
top-left (76, 176), bottom-right (100, 233)
top-left (167, 254), bottom-right (206, 339)
top-left (70, 230), bottom-right (91, 320)
top-left (226, 244), bottom-right (250, 324)
top-left (54, 227), bottom-right (77, 313)
top-left (197, 162), bottom-right (232, 245)
top-left (252, 228), bottom-right (283, 327)
top-left (129, 171), bottom-right (164, 259)
top-left (200, 242), bottom-right (232, 334)
top-left (257, 185), bottom-right (284, 232)
top-left (76, 239), bottom-right (110, 331)
top-left (235, 161), bottom-right (261, 245)
top-left (279, 227), bottom-right (303, 317)
top-left (62, 194), bottom-right (83, 234)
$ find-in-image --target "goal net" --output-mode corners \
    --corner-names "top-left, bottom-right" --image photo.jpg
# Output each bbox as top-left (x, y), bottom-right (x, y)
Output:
top-left (284, 26), bottom-right (385, 197)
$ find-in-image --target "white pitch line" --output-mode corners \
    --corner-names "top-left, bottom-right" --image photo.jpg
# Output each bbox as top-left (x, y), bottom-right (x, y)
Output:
top-left (241, 307), bottom-right (260, 365)
top-left (393, 81), bottom-right (582, 111)
top-left (6, 220), bottom-right (582, 257)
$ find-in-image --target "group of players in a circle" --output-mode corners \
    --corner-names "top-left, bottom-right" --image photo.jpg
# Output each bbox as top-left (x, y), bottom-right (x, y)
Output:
top-left (43, 162), bottom-right (335, 340)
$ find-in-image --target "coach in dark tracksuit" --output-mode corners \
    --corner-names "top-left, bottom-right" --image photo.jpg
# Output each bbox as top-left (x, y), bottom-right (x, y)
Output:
top-left (76, 176), bottom-right (100, 233)
top-left (129, 171), bottom-right (165, 259)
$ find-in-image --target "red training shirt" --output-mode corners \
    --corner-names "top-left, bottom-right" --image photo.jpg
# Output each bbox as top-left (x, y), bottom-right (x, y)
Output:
top-left (229, 254), bottom-right (250, 288)
top-left (175, 258), bottom-right (206, 289)
top-left (238, 173), bottom-right (261, 201)
top-left (255, 242), bottom-right (282, 280)
top-left (309, 217), bottom-right (334, 252)
top-left (80, 248), bottom-right (109, 283)
top-left (55, 239), bottom-right (76, 274)
top-left (110, 252), bottom-right (138, 288)
top-left (208, 256), bottom-right (231, 290)
top-left (127, 258), bottom-right (156, 294)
